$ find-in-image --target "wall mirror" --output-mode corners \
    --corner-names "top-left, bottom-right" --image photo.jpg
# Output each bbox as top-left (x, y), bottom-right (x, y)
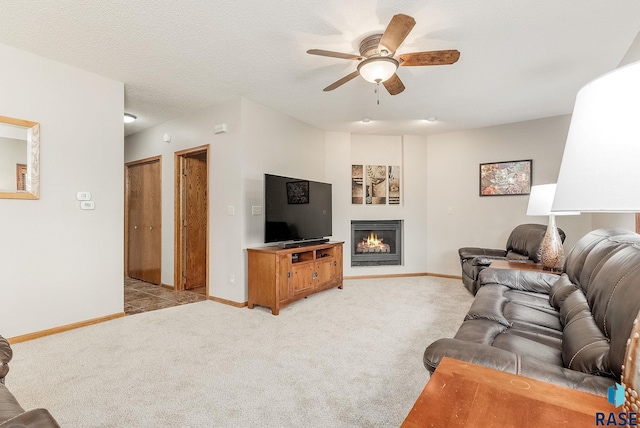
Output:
top-left (0, 115), bottom-right (40, 200)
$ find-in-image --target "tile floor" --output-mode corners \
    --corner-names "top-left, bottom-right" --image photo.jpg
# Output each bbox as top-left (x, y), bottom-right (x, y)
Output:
top-left (124, 277), bottom-right (207, 315)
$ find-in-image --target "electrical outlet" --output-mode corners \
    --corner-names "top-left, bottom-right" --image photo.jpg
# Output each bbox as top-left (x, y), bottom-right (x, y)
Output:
top-left (251, 206), bottom-right (263, 216)
top-left (229, 274), bottom-right (235, 284)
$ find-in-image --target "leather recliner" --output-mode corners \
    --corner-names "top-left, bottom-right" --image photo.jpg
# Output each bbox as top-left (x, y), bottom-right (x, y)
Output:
top-left (458, 223), bottom-right (566, 295)
top-left (425, 228), bottom-right (640, 396)
top-left (0, 336), bottom-right (60, 427)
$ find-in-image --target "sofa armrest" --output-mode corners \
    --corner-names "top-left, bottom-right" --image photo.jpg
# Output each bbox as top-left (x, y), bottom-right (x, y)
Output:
top-left (468, 256), bottom-right (509, 267)
top-left (0, 337), bottom-right (11, 383)
top-left (424, 338), bottom-right (518, 374)
top-left (424, 338), bottom-right (614, 396)
top-left (478, 268), bottom-right (559, 294)
top-left (0, 408), bottom-right (60, 428)
top-left (459, 247), bottom-right (507, 261)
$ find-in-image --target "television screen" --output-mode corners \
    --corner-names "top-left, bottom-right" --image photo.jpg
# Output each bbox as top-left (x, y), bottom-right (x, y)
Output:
top-left (264, 174), bottom-right (332, 243)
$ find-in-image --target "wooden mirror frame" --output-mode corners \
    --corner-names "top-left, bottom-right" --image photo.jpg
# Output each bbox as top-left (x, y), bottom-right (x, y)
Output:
top-left (0, 115), bottom-right (40, 200)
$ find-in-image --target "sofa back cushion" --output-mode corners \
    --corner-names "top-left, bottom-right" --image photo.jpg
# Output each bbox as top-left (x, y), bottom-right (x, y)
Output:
top-left (587, 242), bottom-right (640, 378)
top-left (564, 228), bottom-right (630, 288)
top-left (506, 224), bottom-right (565, 263)
top-left (559, 231), bottom-right (640, 379)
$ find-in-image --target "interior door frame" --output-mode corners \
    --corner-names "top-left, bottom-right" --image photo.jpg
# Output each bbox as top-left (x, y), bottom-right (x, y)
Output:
top-left (174, 144), bottom-right (209, 293)
top-left (124, 155), bottom-right (162, 280)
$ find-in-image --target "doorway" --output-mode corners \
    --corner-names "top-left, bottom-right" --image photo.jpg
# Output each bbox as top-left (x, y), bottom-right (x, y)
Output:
top-left (175, 145), bottom-right (209, 295)
top-left (125, 156), bottom-right (162, 284)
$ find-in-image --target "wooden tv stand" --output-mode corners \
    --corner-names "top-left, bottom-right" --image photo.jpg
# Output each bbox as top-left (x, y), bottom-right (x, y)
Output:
top-left (247, 241), bottom-right (344, 315)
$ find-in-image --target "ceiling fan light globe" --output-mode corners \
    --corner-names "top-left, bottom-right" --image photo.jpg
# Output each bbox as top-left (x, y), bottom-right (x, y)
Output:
top-left (357, 57), bottom-right (399, 84)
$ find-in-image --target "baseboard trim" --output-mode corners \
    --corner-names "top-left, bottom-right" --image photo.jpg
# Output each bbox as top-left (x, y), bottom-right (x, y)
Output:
top-left (8, 312), bottom-right (125, 344)
top-left (345, 272), bottom-right (429, 280)
top-left (161, 283), bottom-right (174, 290)
top-left (209, 296), bottom-right (247, 308)
top-left (344, 272), bottom-right (462, 280)
top-left (426, 273), bottom-right (463, 280)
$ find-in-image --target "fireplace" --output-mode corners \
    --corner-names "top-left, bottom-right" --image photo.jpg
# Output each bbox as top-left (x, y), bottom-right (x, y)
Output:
top-left (351, 220), bottom-right (403, 266)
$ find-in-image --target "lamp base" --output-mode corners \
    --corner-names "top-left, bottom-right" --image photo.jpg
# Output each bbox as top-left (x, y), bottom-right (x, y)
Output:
top-left (541, 214), bottom-right (564, 272)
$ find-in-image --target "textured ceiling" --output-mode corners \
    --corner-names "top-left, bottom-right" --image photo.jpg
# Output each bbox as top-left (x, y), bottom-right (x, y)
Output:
top-left (1, 1), bottom-right (639, 137)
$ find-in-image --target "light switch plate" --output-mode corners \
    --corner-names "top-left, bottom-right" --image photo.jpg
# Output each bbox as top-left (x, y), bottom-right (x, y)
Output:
top-left (76, 192), bottom-right (91, 201)
top-left (251, 206), bottom-right (262, 216)
top-left (80, 201), bottom-right (95, 210)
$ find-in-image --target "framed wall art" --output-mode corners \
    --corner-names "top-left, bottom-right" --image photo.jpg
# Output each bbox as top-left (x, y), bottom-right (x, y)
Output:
top-left (352, 164), bottom-right (401, 205)
top-left (351, 165), bottom-right (364, 204)
top-left (286, 180), bottom-right (309, 204)
top-left (365, 165), bottom-right (387, 205)
top-left (479, 159), bottom-right (532, 196)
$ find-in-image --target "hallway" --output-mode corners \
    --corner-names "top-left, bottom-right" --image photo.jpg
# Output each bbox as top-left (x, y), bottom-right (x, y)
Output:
top-left (124, 277), bottom-right (206, 315)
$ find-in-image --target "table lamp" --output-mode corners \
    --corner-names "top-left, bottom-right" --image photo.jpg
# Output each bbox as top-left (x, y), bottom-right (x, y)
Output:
top-left (551, 60), bottom-right (640, 417)
top-left (526, 183), bottom-right (578, 271)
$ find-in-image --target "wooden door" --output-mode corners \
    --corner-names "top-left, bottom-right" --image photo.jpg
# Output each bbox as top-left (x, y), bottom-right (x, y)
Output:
top-left (183, 153), bottom-right (207, 289)
top-left (126, 158), bottom-right (161, 284)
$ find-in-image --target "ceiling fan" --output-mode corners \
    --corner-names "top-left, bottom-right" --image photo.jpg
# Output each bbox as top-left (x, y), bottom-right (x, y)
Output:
top-left (307, 14), bottom-right (460, 96)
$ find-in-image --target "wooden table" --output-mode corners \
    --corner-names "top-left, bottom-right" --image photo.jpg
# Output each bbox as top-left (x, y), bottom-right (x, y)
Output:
top-left (401, 357), bottom-right (615, 427)
top-left (489, 259), bottom-right (557, 273)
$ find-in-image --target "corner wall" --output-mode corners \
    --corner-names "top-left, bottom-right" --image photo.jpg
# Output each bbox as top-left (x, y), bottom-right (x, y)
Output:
top-left (0, 43), bottom-right (124, 338)
top-left (426, 115), bottom-right (594, 276)
top-left (326, 133), bottom-right (431, 277)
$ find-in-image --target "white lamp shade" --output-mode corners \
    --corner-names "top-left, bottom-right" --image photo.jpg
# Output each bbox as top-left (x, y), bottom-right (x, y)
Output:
top-left (552, 60), bottom-right (640, 213)
top-left (527, 183), bottom-right (580, 216)
top-left (357, 57), bottom-right (398, 83)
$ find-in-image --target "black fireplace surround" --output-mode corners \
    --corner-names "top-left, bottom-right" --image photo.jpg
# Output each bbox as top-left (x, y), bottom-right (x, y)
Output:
top-left (351, 220), bottom-right (403, 266)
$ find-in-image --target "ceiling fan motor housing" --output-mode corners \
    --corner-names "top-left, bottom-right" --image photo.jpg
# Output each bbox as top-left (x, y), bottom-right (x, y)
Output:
top-left (359, 34), bottom-right (388, 58)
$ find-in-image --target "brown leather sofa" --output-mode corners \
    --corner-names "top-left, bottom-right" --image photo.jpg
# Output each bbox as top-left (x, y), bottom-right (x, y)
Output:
top-left (0, 336), bottom-right (59, 427)
top-left (458, 223), bottom-right (566, 295)
top-left (426, 228), bottom-right (640, 396)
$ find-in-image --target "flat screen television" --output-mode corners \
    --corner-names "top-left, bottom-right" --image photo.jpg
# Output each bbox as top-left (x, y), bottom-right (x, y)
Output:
top-left (264, 173), bottom-right (332, 245)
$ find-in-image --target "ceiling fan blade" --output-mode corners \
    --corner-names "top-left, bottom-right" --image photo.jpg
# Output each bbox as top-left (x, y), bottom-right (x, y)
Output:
top-left (379, 14), bottom-right (416, 54)
top-left (383, 73), bottom-right (405, 95)
top-left (323, 71), bottom-right (360, 91)
top-left (398, 50), bottom-right (461, 66)
top-left (307, 49), bottom-right (362, 60)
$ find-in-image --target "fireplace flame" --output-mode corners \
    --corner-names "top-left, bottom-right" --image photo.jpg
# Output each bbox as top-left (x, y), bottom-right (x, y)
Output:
top-left (365, 232), bottom-right (383, 247)
top-left (356, 231), bottom-right (391, 254)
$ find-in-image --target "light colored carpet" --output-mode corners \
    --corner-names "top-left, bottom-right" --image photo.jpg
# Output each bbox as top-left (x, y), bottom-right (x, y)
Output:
top-left (7, 276), bottom-right (473, 427)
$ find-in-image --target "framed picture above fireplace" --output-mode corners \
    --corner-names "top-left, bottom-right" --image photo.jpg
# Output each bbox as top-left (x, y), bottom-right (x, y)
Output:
top-left (479, 159), bottom-right (532, 196)
top-left (352, 164), bottom-right (401, 205)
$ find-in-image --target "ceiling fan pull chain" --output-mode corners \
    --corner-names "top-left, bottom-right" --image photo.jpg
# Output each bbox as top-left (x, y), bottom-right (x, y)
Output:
top-left (375, 82), bottom-right (380, 105)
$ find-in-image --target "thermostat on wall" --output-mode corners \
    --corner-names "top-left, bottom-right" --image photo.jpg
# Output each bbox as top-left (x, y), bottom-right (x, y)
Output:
top-left (80, 201), bottom-right (95, 210)
top-left (76, 191), bottom-right (91, 201)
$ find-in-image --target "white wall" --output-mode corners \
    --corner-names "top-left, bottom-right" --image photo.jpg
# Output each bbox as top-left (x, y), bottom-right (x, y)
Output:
top-left (0, 43), bottom-right (124, 338)
top-left (125, 97), bottom-right (325, 303)
top-left (426, 115), bottom-right (594, 276)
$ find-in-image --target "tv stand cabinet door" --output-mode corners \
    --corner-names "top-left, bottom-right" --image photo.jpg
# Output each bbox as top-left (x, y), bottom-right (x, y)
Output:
top-left (277, 254), bottom-right (291, 301)
top-left (292, 263), bottom-right (314, 295)
top-left (314, 258), bottom-right (335, 288)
